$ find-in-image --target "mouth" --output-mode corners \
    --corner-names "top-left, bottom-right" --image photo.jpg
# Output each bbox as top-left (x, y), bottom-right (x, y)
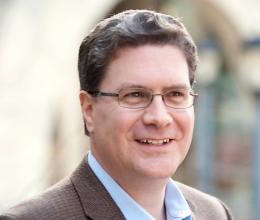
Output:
top-left (136, 138), bottom-right (173, 146)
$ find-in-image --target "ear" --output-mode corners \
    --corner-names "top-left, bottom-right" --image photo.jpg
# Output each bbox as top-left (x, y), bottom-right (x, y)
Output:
top-left (79, 90), bottom-right (95, 134)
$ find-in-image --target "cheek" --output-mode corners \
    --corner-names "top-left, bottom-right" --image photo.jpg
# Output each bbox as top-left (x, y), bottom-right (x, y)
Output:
top-left (112, 110), bottom-right (141, 141)
top-left (175, 109), bottom-right (194, 139)
top-left (93, 106), bottom-right (138, 138)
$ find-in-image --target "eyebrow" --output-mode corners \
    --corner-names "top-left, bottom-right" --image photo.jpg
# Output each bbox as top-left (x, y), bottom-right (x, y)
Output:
top-left (117, 83), bottom-right (191, 91)
top-left (117, 83), bottom-right (146, 91)
top-left (162, 85), bottom-right (192, 91)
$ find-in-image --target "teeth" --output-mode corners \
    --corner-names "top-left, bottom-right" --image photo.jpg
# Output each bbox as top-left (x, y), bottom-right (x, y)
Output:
top-left (139, 139), bottom-right (171, 145)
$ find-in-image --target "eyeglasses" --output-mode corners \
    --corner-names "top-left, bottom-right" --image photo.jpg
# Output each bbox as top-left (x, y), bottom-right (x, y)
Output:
top-left (88, 87), bottom-right (198, 109)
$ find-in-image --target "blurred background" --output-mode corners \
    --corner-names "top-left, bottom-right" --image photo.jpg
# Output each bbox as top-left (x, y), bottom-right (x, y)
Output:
top-left (0, 0), bottom-right (260, 219)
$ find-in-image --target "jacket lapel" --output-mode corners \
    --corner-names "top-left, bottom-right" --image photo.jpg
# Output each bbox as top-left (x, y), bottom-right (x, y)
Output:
top-left (70, 158), bottom-right (125, 220)
top-left (185, 198), bottom-right (197, 220)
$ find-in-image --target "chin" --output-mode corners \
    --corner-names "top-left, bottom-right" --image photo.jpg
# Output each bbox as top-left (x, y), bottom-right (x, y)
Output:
top-left (136, 160), bottom-right (180, 179)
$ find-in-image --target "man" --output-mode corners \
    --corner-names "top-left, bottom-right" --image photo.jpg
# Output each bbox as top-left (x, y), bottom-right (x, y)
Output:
top-left (1, 9), bottom-right (233, 220)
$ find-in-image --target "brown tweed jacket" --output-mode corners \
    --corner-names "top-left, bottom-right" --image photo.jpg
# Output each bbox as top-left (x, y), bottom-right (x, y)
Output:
top-left (0, 158), bottom-right (233, 220)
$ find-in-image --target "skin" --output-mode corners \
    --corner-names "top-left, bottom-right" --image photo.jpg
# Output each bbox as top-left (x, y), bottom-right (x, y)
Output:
top-left (80, 44), bottom-right (195, 220)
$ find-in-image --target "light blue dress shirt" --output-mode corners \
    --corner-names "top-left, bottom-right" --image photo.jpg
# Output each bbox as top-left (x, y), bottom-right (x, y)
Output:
top-left (87, 152), bottom-right (192, 220)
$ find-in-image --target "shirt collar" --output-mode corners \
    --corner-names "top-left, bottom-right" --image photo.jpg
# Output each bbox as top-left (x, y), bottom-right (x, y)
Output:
top-left (87, 152), bottom-right (191, 220)
top-left (165, 179), bottom-right (192, 219)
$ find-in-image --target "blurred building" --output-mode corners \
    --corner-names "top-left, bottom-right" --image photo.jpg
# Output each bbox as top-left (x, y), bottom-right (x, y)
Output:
top-left (1, 0), bottom-right (260, 219)
top-left (0, 0), bottom-right (122, 211)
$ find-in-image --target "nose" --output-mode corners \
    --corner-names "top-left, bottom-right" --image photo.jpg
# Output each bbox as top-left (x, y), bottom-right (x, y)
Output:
top-left (142, 95), bottom-right (173, 128)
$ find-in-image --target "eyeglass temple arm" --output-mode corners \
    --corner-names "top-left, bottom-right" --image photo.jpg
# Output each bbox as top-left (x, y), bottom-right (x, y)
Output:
top-left (88, 91), bottom-right (119, 97)
top-left (190, 90), bottom-right (198, 97)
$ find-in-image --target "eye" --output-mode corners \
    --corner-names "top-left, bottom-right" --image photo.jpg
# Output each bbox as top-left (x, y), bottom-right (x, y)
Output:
top-left (119, 89), bottom-right (149, 106)
top-left (125, 91), bottom-right (145, 98)
top-left (167, 90), bottom-right (185, 97)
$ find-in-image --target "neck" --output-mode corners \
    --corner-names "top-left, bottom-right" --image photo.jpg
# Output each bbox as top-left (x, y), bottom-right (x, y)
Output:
top-left (117, 174), bottom-right (168, 220)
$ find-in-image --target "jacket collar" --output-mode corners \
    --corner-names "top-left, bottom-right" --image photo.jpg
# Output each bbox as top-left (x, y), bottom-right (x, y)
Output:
top-left (70, 158), bottom-right (197, 220)
top-left (70, 158), bottom-right (125, 220)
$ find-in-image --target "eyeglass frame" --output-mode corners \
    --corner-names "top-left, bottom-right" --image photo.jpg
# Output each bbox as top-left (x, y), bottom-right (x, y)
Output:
top-left (88, 87), bottom-right (198, 109)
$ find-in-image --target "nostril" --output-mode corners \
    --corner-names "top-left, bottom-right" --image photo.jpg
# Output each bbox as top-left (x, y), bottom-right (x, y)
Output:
top-left (142, 110), bottom-right (173, 128)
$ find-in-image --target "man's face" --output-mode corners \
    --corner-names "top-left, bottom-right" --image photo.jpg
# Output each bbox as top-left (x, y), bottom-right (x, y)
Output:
top-left (81, 45), bottom-right (194, 182)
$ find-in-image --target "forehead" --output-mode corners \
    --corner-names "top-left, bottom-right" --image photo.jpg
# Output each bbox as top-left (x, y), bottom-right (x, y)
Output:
top-left (100, 45), bottom-right (190, 90)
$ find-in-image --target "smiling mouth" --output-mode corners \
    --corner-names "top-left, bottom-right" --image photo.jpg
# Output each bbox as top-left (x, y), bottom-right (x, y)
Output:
top-left (136, 138), bottom-right (172, 146)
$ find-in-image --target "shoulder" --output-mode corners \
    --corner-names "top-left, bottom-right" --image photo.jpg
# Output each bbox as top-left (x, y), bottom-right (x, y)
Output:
top-left (176, 182), bottom-right (233, 220)
top-left (0, 177), bottom-right (85, 220)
